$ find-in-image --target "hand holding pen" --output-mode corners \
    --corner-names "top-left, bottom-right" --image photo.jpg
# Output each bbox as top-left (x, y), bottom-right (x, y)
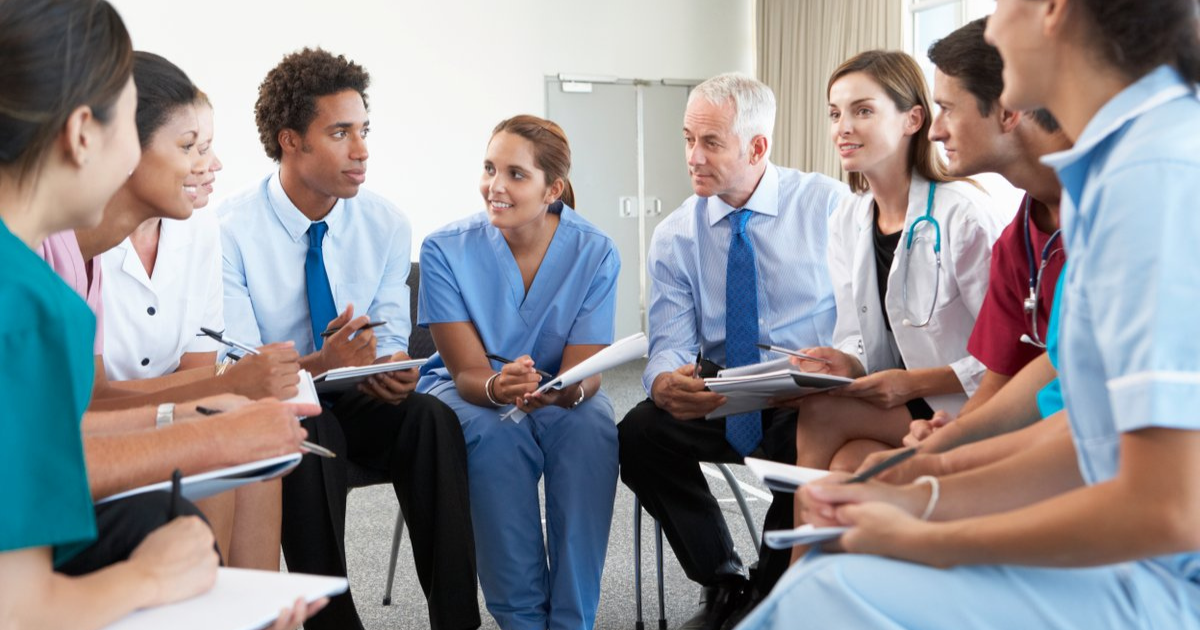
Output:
top-left (194, 403), bottom-right (336, 459)
top-left (485, 353), bottom-right (548, 407)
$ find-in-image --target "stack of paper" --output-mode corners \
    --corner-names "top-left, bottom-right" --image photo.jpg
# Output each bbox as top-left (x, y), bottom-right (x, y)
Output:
top-left (503, 333), bottom-right (649, 422)
top-left (704, 364), bottom-right (852, 419)
top-left (743, 457), bottom-right (830, 493)
top-left (96, 453), bottom-right (303, 505)
top-left (103, 568), bottom-right (347, 630)
top-left (763, 524), bottom-right (848, 549)
top-left (313, 358), bottom-right (427, 394)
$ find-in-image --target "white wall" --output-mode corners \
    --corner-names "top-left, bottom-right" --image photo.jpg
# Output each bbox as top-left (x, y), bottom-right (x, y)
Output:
top-left (109, 0), bottom-right (755, 246)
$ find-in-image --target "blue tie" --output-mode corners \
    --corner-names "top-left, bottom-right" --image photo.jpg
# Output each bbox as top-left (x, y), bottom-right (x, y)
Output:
top-left (305, 221), bottom-right (337, 351)
top-left (725, 210), bottom-right (762, 456)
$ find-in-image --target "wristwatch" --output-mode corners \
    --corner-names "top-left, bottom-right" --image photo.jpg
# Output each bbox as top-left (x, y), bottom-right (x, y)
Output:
top-left (155, 403), bottom-right (175, 429)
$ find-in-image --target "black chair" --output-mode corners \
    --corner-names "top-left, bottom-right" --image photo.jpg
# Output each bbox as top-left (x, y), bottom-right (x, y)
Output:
top-left (345, 261), bottom-right (434, 606)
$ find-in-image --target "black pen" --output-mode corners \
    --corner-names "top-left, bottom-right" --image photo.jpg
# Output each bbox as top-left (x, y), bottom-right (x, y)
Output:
top-left (168, 468), bottom-right (183, 519)
top-left (485, 353), bottom-right (553, 380)
top-left (194, 406), bottom-right (337, 458)
top-left (320, 320), bottom-right (387, 338)
top-left (198, 327), bottom-right (261, 356)
top-left (693, 348), bottom-right (704, 378)
top-left (846, 447), bottom-right (918, 483)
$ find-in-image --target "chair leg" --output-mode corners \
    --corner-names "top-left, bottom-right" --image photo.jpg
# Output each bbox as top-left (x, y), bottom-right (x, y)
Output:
top-left (382, 509), bottom-right (405, 606)
top-left (634, 496), bottom-right (645, 630)
top-left (717, 463), bottom-right (761, 553)
top-left (655, 519), bottom-right (666, 630)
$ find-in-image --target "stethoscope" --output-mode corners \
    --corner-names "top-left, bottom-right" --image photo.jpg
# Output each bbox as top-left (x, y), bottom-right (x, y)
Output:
top-left (1018, 195), bottom-right (1062, 347)
top-left (900, 182), bottom-right (939, 328)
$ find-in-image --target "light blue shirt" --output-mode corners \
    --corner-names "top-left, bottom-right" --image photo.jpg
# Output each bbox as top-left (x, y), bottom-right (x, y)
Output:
top-left (642, 163), bottom-right (848, 393)
top-left (416, 204), bottom-right (619, 387)
top-left (1043, 65), bottom-right (1200, 581)
top-left (218, 172), bottom-right (412, 357)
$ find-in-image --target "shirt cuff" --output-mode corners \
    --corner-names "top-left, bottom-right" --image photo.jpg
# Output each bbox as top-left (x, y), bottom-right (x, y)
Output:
top-left (643, 350), bottom-right (692, 395)
top-left (1109, 372), bottom-right (1200, 433)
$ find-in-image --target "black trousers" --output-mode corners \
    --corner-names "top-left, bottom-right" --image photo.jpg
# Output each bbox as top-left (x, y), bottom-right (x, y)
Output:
top-left (618, 399), bottom-right (798, 596)
top-left (57, 491), bottom-right (208, 575)
top-left (282, 391), bottom-right (479, 630)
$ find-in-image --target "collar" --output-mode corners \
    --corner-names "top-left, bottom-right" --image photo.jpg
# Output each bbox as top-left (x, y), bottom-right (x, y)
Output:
top-left (266, 171), bottom-right (348, 242)
top-left (706, 162), bottom-right (780, 226)
top-left (1041, 65), bottom-right (1196, 207)
top-left (851, 170), bottom-right (933, 230)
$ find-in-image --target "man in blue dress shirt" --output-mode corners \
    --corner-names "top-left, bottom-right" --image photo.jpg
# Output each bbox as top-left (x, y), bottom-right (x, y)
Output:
top-left (617, 73), bottom-right (848, 630)
top-left (218, 49), bottom-right (478, 630)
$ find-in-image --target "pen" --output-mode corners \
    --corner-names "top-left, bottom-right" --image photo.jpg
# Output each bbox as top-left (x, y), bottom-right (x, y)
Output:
top-left (320, 320), bottom-right (387, 338)
top-left (756, 343), bottom-right (833, 365)
top-left (168, 468), bottom-right (182, 519)
top-left (198, 327), bottom-right (261, 356)
top-left (846, 447), bottom-right (918, 483)
top-left (194, 406), bottom-right (337, 459)
top-left (693, 348), bottom-right (704, 378)
top-left (485, 353), bottom-right (553, 380)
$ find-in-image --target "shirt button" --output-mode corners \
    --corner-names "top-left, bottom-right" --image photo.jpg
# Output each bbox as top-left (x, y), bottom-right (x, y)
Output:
top-left (861, 306), bottom-right (868, 313)
top-left (147, 306), bottom-right (156, 316)
top-left (141, 358), bottom-right (150, 366)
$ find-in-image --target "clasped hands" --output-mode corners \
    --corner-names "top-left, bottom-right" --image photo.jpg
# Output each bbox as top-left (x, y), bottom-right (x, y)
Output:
top-left (491, 356), bottom-right (579, 412)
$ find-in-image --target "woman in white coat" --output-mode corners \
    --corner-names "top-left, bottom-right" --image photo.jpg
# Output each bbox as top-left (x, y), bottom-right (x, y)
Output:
top-left (776, 50), bottom-right (1000, 483)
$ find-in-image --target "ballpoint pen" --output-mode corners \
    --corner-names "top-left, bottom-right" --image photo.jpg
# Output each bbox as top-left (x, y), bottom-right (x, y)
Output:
top-left (485, 352), bottom-right (554, 380)
top-left (846, 447), bottom-right (918, 483)
top-left (194, 406), bottom-right (337, 458)
top-left (198, 327), bottom-right (261, 356)
top-left (320, 320), bottom-right (387, 338)
top-left (756, 343), bottom-right (833, 365)
top-left (693, 348), bottom-right (704, 378)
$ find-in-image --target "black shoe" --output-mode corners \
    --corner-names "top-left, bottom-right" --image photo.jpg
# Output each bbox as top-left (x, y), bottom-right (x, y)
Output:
top-left (678, 579), bottom-right (749, 630)
top-left (720, 585), bottom-right (764, 630)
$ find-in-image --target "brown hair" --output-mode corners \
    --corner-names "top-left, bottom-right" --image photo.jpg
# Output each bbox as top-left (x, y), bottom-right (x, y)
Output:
top-left (828, 50), bottom-right (957, 194)
top-left (0, 0), bottom-right (133, 182)
top-left (491, 115), bottom-right (575, 208)
top-left (255, 48), bottom-right (370, 162)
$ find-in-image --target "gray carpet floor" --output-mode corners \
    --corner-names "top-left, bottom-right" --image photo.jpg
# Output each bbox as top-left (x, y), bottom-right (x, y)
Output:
top-left (333, 359), bottom-right (776, 630)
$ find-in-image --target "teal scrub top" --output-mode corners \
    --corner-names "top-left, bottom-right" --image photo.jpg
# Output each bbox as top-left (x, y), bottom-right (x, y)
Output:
top-left (0, 218), bottom-right (97, 565)
top-left (1035, 269), bottom-right (1066, 418)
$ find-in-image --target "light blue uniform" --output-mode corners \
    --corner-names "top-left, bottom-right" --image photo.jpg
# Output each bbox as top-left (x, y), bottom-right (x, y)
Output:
top-left (417, 204), bottom-right (620, 630)
top-left (736, 66), bottom-right (1200, 630)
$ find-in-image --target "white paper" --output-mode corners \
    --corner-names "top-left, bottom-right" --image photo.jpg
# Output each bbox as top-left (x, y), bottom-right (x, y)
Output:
top-left (763, 524), bottom-right (849, 549)
top-left (743, 457), bottom-right (830, 493)
top-left (503, 333), bottom-right (649, 422)
top-left (96, 453), bottom-right (302, 505)
top-left (313, 358), bottom-right (427, 394)
top-left (284, 370), bottom-right (320, 411)
top-left (704, 368), bottom-right (852, 419)
top-left (103, 568), bottom-right (347, 630)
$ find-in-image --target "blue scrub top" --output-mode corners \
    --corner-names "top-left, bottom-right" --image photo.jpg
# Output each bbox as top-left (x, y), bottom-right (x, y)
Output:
top-left (416, 204), bottom-right (619, 386)
top-left (1035, 269), bottom-right (1066, 418)
top-left (1043, 65), bottom-right (1200, 582)
top-left (0, 218), bottom-right (97, 565)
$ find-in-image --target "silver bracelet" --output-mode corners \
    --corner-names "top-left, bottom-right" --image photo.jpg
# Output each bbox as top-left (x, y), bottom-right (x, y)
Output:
top-left (568, 383), bottom-right (587, 409)
top-left (484, 373), bottom-right (503, 406)
top-left (913, 475), bottom-right (940, 521)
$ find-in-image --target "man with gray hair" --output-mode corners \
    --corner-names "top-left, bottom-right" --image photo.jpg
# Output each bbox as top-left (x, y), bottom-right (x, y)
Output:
top-left (618, 73), bottom-right (848, 630)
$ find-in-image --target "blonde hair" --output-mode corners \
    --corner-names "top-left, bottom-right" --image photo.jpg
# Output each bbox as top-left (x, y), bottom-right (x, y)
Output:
top-left (828, 50), bottom-right (958, 194)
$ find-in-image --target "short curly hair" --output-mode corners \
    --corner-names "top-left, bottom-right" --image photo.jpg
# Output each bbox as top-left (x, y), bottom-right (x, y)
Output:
top-left (254, 47), bottom-right (370, 162)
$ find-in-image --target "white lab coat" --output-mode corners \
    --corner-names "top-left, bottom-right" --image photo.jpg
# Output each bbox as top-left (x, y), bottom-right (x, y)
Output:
top-left (827, 173), bottom-right (1000, 414)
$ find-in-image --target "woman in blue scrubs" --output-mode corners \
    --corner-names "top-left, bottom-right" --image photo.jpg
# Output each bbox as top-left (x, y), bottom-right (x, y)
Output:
top-left (417, 115), bottom-right (620, 630)
top-left (734, 0), bottom-right (1200, 628)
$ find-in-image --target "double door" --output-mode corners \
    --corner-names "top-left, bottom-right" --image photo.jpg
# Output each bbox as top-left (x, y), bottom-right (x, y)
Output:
top-left (546, 78), bottom-right (696, 338)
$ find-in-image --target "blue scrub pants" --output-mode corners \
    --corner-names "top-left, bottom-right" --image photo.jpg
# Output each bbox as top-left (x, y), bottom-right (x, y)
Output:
top-left (735, 550), bottom-right (1200, 629)
top-left (426, 380), bottom-right (619, 630)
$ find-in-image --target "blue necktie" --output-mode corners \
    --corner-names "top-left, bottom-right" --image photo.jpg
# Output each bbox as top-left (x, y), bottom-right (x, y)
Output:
top-left (725, 210), bottom-right (762, 456)
top-left (305, 221), bottom-right (337, 351)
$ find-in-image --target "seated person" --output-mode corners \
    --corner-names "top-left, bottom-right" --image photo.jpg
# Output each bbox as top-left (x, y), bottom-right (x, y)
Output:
top-left (0, 4), bottom-right (318, 628)
top-left (418, 115), bottom-right (620, 630)
top-left (775, 50), bottom-right (999, 476)
top-left (218, 47), bottom-right (478, 630)
top-left (617, 73), bottom-right (848, 630)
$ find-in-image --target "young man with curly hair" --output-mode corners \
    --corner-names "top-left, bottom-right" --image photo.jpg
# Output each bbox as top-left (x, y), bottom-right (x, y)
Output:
top-left (218, 48), bottom-right (479, 630)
